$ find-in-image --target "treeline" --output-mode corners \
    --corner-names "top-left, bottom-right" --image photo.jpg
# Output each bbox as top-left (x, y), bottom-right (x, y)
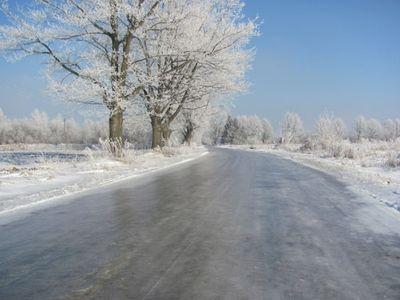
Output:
top-left (218, 115), bottom-right (274, 145)
top-left (1, 108), bottom-right (399, 151)
top-left (211, 112), bottom-right (400, 146)
top-left (0, 109), bottom-right (107, 145)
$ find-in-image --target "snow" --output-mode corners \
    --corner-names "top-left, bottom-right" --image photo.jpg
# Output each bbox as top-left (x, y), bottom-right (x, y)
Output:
top-left (0, 145), bottom-right (208, 218)
top-left (223, 143), bottom-right (400, 212)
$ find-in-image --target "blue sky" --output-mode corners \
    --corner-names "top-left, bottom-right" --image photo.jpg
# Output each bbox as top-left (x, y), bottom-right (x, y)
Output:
top-left (0, 0), bottom-right (399, 128)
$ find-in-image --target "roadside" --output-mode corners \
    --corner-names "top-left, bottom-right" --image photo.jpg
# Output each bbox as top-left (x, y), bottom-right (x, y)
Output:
top-left (222, 144), bottom-right (400, 212)
top-left (0, 145), bottom-right (208, 216)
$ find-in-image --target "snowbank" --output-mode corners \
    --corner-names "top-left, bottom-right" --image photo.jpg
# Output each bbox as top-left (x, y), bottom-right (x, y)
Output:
top-left (0, 145), bottom-right (208, 217)
top-left (223, 143), bottom-right (400, 212)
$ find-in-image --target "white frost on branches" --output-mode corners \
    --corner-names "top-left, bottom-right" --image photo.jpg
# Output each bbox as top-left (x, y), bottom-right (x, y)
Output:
top-left (281, 112), bottom-right (304, 144)
top-left (0, 0), bottom-right (257, 148)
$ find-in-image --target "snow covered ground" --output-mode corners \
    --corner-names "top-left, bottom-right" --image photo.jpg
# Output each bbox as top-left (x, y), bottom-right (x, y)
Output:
top-left (223, 142), bottom-right (400, 212)
top-left (0, 145), bottom-right (207, 217)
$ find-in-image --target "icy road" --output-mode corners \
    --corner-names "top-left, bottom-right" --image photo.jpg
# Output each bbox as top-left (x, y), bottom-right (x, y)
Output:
top-left (1, 148), bottom-right (400, 299)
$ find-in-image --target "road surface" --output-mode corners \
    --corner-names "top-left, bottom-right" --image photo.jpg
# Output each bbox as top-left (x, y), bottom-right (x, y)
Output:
top-left (1, 148), bottom-right (400, 300)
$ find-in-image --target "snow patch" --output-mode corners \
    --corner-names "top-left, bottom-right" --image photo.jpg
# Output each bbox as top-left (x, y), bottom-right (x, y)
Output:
top-left (0, 146), bottom-right (208, 220)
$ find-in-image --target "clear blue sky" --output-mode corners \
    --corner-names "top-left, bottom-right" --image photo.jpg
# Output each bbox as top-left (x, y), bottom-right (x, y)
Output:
top-left (0, 0), bottom-right (399, 128)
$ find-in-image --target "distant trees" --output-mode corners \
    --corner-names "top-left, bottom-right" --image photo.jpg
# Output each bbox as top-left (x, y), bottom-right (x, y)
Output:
top-left (354, 116), bottom-right (399, 141)
top-left (220, 115), bottom-right (274, 145)
top-left (0, 108), bottom-right (107, 145)
top-left (281, 112), bottom-right (304, 144)
top-left (1, 106), bottom-right (398, 148)
top-left (383, 119), bottom-right (400, 141)
top-left (201, 110), bottom-right (228, 145)
top-left (354, 116), bottom-right (366, 141)
top-left (315, 113), bottom-right (346, 147)
top-left (221, 116), bottom-right (242, 144)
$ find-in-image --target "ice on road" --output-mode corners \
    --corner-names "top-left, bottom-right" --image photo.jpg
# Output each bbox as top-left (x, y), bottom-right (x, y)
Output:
top-left (0, 148), bottom-right (399, 299)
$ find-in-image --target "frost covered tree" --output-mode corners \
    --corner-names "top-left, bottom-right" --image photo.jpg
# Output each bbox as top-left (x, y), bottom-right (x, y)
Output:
top-left (178, 103), bottom-right (229, 146)
top-left (354, 116), bottom-right (367, 141)
top-left (281, 112), bottom-right (304, 144)
top-left (134, 0), bottom-right (257, 148)
top-left (31, 109), bottom-right (51, 142)
top-left (0, 0), bottom-right (256, 150)
top-left (179, 108), bottom-right (209, 146)
top-left (49, 114), bottom-right (65, 144)
top-left (237, 116), bottom-right (263, 144)
top-left (383, 119), bottom-right (400, 141)
top-left (123, 110), bottom-right (152, 148)
top-left (221, 116), bottom-right (242, 144)
top-left (261, 119), bottom-right (274, 143)
top-left (354, 116), bottom-right (384, 141)
top-left (366, 118), bottom-right (383, 141)
top-left (218, 115), bottom-right (273, 145)
top-left (235, 116), bottom-right (273, 144)
top-left (0, 0), bottom-right (162, 152)
top-left (315, 113), bottom-right (346, 147)
top-left (0, 108), bottom-right (8, 143)
top-left (201, 109), bottom-right (228, 145)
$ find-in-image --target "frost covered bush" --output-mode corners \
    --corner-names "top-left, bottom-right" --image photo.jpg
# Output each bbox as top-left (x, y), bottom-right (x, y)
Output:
top-left (300, 137), bottom-right (317, 152)
top-left (327, 142), bottom-right (344, 158)
top-left (342, 143), bottom-right (357, 159)
top-left (313, 113), bottom-right (355, 158)
top-left (385, 152), bottom-right (400, 168)
top-left (92, 138), bottom-right (142, 163)
top-left (315, 139), bottom-right (358, 160)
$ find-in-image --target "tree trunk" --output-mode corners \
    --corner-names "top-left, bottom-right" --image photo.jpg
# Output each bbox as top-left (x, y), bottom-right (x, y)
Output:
top-left (161, 123), bottom-right (172, 144)
top-left (109, 109), bottom-right (123, 156)
top-left (151, 116), bottom-right (163, 148)
top-left (151, 116), bottom-right (171, 149)
top-left (183, 122), bottom-right (194, 145)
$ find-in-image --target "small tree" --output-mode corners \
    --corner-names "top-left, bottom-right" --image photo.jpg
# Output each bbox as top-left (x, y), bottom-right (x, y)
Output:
top-left (315, 113), bottom-right (346, 147)
top-left (201, 109), bottom-right (228, 145)
top-left (261, 119), bottom-right (274, 144)
top-left (354, 116), bottom-right (367, 141)
top-left (366, 118), bottom-right (383, 140)
top-left (221, 116), bottom-right (241, 144)
top-left (281, 112), bottom-right (304, 144)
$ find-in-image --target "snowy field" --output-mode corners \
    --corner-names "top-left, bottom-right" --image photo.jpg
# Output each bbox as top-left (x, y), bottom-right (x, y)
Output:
top-left (224, 141), bottom-right (400, 212)
top-left (0, 145), bottom-right (207, 217)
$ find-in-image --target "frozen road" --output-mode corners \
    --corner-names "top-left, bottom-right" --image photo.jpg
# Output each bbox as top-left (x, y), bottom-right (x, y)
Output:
top-left (1, 148), bottom-right (400, 299)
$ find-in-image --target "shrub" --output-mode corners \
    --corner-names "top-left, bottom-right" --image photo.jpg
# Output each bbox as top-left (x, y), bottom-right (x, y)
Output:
top-left (385, 152), bottom-right (400, 168)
